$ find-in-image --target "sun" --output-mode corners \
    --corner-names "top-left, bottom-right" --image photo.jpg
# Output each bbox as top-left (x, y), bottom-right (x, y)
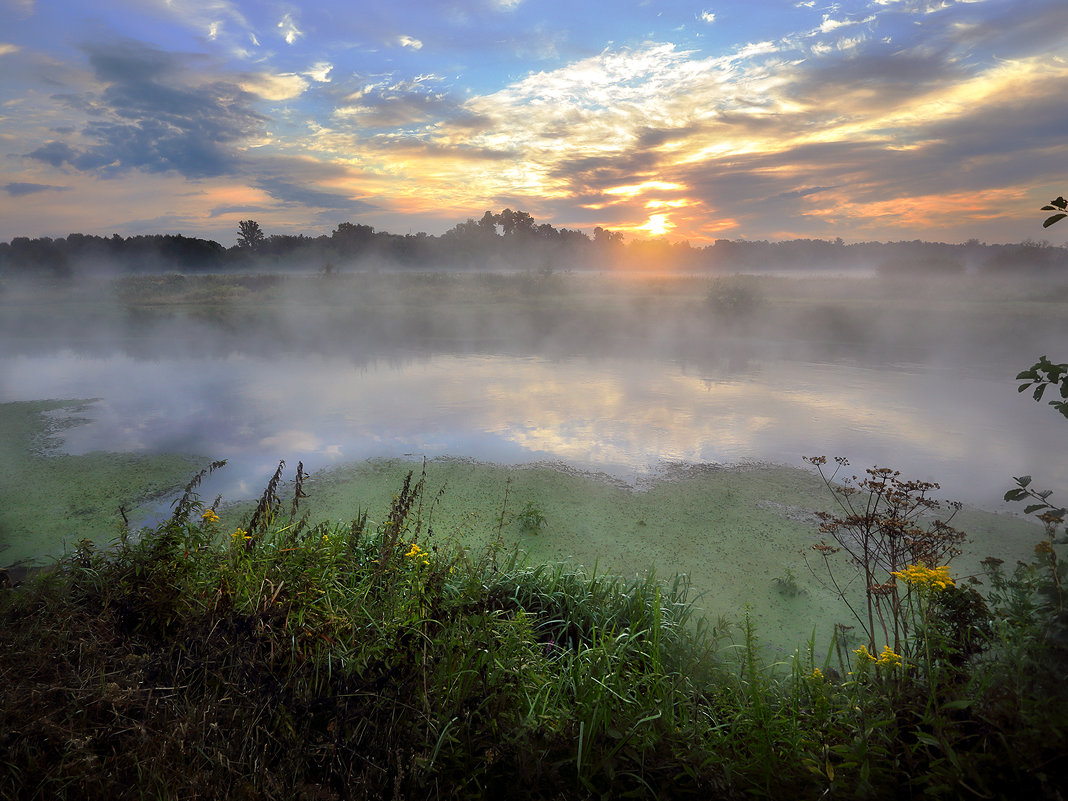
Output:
top-left (639, 214), bottom-right (671, 236)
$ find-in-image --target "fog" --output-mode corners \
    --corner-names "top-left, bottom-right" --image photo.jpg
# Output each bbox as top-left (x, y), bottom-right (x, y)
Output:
top-left (2, 268), bottom-right (1066, 523)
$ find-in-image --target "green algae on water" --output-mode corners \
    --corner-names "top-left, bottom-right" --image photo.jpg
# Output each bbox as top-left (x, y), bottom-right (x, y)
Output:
top-left (0, 400), bottom-right (205, 566)
top-left (292, 456), bottom-right (1043, 657)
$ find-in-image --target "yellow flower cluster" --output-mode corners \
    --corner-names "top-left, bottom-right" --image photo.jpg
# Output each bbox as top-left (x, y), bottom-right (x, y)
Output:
top-left (875, 645), bottom-right (902, 669)
top-left (811, 667), bottom-right (824, 681)
top-left (201, 509), bottom-right (220, 524)
top-left (891, 564), bottom-right (955, 590)
top-left (232, 527), bottom-right (250, 542)
top-left (404, 542), bottom-right (430, 565)
top-left (854, 644), bottom-right (903, 670)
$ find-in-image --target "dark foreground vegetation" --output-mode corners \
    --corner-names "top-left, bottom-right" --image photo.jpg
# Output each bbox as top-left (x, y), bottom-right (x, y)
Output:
top-left (1, 454), bottom-right (1065, 800)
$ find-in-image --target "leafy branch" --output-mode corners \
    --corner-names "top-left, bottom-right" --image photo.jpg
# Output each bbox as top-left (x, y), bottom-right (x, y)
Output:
top-left (1041, 196), bottom-right (1068, 228)
top-left (1016, 355), bottom-right (1068, 420)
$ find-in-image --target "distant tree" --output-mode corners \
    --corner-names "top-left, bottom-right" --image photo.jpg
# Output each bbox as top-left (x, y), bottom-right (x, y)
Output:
top-left (237, 220), bottom-right (265, 250)
top-left (593, 227), bottom-right (623, 246)
top-left (331, 222), bottom-right (375, 256)
top-left (478, 210), bottom-right (499, 235)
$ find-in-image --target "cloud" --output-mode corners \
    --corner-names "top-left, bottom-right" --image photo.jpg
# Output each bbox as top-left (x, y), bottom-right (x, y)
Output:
top-left (772, 185), bottom-right (840, 201)
top-left (239, 71), bottom-right (309, 100)
top-left (1, 0), bottom-right (33, 19)
top-left (3, 182), bottom-right (71, 196)
top-left (25, 141), bottom-right (82, 168)
top-left (397, 35), bottom-right (423, 50)
top-left (303, 62), bottom-right (333, 83)
top-left (699, 11), bottom-right (716, 24)
top-left (134, 0), bottom-right (251, 51)
top-left (255, 177), bottom-right (377, 212)
top-left (332, 73), bottom-right (455, 129)
top-left (0, 43), bottom-right (19, 56)
top-left (208, 204), bottom-right (275, 218)
top-left (278, 12), bottom-right (303, 45)
top-left (24, 39), bottom-right (266, 179)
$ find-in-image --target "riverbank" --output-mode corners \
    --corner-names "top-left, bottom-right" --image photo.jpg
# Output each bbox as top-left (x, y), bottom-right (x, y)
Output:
top-left (1, 466), bottom-right (1064, 800)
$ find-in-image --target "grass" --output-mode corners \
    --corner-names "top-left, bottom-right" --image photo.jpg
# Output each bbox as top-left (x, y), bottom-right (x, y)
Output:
top-left (1, 463), bottom-right (1065, 800)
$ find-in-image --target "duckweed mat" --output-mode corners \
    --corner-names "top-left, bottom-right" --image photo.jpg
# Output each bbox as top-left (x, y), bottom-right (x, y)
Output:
top-left (0, 400), bottom-right (204, 566)
top-left (290, 456), bottom-right (1043, 656)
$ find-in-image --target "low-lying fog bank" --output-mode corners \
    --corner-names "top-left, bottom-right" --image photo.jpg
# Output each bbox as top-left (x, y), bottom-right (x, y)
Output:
top-left (2, 270), bottom-right (1066, 366)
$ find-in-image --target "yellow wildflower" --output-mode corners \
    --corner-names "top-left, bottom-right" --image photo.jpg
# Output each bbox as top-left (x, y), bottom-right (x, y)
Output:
top-left (876, 645), bottom-right (902, 670)
top-left (812, 667), bottom-right (824, 681)
top-left (891, 564), bottom-right (955, 590)
top-left (854, 645), bottom-right (875, 662)
top-left (232, 528), bottom-right (250, 541)
top-left (404, 543), bottom-right (423, 559)
top-left (202, 509), bottom-right (220, 524)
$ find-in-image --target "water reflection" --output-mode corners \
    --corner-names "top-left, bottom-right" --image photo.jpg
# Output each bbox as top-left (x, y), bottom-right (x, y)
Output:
top-left (1, 349), bottom-right (1060, 507)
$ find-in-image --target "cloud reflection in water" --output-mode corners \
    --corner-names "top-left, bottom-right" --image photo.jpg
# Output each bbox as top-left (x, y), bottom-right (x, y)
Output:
top-left (1, 350), bottom-right (1058, 507)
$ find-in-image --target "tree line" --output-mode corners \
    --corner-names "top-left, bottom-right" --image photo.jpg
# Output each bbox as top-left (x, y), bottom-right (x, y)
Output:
top-left (3, 209), bottom-right (1067, 279)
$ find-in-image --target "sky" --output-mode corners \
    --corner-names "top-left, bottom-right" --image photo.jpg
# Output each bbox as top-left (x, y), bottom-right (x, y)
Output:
top-left (1, 0), bottom-right (1067, 247)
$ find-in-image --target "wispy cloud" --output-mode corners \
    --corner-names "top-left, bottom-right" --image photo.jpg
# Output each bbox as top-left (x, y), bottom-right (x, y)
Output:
top-left (277, 12), bottom-right (303, 45)
top-left (303, 61), bottom-right (333, 82)
top-left (4, 182), bottom-right (71, 196)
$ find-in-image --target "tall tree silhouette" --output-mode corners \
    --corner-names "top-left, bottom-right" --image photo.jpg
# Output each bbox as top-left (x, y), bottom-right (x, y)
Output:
top-left (237, 220), bottom-right (265, 250)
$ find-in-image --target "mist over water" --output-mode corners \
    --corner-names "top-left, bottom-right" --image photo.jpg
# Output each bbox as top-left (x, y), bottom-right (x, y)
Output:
top-left (1, 270), bottom-right (1065, 512)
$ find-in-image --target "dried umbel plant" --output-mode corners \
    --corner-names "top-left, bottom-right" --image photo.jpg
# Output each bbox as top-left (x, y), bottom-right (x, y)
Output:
top-left (803, 456), bottom-right (966, 659)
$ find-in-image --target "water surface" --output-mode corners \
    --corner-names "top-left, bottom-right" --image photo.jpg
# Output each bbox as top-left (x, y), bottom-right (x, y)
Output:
top-left (1, 348), bottom-right (1059, 508)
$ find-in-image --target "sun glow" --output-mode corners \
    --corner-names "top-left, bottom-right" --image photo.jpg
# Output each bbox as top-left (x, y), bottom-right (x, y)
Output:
top-left (637, 214), bottom-right (672, 236)
top-left (603, 181), bottom-right (685, 198)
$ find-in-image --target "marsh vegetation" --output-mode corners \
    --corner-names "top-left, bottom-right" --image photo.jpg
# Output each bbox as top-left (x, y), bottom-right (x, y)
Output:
top-left (1, 456), bottom-right (1064, 799)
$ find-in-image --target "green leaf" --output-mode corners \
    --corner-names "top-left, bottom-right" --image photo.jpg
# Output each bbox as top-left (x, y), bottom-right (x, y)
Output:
top-left (1024, 504), bottom-right (1048, 515)
top-left (1034, 384), bottom-right (1047, 402)
top-left (941, 699), bottom-right (972, 711)
top-left (1018, 383), bottom-right (1032, 393)
top-left (1005, 489), bottom-right (1029, 502)
top-left (915, 732), bottom-right (941, 748)
top-left (1017, 475), bottom-right (1033, 486)
top-left (1043, 213), bottom-right (1067, 228)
